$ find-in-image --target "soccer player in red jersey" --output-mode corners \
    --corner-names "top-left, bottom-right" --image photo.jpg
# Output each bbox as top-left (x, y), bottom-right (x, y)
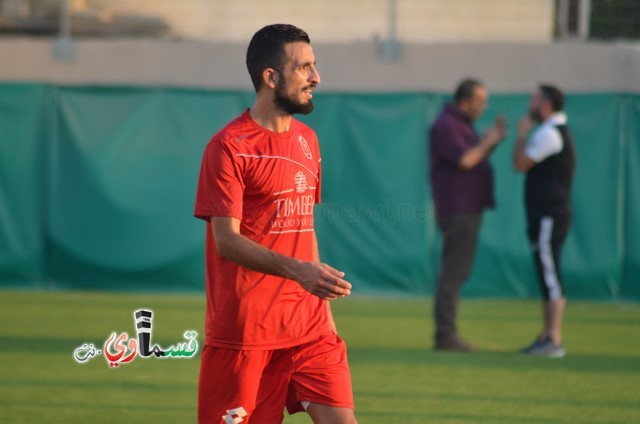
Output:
top-left (194, 24), bottom-right (357, 424)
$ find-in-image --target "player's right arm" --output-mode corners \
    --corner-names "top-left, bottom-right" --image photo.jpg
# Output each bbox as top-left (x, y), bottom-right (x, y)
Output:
top-left (458, 115), bottom-right (507, 170)
top-left (211, 216), bottom-right (351, 300)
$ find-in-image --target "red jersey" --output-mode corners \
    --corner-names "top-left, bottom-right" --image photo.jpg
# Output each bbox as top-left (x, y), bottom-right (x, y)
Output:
top-left (194, 110), bottom-right (334, 350)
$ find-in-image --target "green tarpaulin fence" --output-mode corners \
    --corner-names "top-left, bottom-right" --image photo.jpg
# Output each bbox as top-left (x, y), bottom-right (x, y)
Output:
top-left (0, 84), bottom-right (638, 299)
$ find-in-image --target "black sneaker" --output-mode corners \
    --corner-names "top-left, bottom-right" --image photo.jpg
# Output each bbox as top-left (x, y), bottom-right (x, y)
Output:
top-left (520, 337), bottom-right (544, 354)
top-left (520, 336), bottom-right (565, 358)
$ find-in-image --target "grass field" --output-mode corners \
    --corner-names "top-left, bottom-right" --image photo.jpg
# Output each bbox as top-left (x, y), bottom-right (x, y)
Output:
top-left (0, 291), bottom-right (639, 423)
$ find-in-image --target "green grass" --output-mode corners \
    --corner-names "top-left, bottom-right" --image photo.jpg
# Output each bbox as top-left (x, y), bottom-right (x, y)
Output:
top-left (0, 291), bottom-right (639, 423)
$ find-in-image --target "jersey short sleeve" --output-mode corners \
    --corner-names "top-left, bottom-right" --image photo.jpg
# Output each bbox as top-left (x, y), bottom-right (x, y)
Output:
top-left (194, 138), bottom-right (245, 221)
top-left (525, 125), bottom-right (563, 163)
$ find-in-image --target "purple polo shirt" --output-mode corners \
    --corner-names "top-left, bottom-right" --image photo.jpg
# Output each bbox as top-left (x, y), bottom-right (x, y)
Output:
top-left (429, 104), bottom-right (495, 219)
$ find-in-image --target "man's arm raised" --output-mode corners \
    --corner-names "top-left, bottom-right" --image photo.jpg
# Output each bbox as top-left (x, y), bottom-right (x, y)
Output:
top-left (458, 115), bottom-right (507, 170)
top-left (513, 116), bottom-right (538, 173)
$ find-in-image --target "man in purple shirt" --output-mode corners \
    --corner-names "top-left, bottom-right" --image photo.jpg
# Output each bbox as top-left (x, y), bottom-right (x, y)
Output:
top-left (429, 79), bottom-right (506, 351)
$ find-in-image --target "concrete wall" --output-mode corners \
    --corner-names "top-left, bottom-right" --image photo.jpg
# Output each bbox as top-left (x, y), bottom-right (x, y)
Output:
top-left (1, 38), bottom-right (639, 93)
top-left (95, 0), bottom-right (554, 43)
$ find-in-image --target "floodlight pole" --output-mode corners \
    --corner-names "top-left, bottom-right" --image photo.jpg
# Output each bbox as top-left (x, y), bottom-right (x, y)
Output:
top-left (53, 0), bottom-right (76, 61)
top-left (556, 0), bottom-right (570, 39)
top-left (60, 0), bottom-right (71, 39)
top-left (378, 0), bottom-right (402, 61)
top-left (577, 0), bottom-right (591, 39)
top-left (389, 0), bottom-right (397, 42)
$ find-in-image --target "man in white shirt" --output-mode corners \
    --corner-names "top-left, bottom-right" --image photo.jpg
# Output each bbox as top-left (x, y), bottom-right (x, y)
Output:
top-left (513, 85), bottom-right (576, 358)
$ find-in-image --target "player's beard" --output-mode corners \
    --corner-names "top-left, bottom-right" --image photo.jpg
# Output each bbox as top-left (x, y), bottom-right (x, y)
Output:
top-left (273, 79), bottom-right (315, 115)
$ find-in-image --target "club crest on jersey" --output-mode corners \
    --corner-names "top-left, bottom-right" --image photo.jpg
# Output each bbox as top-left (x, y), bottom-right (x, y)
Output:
top-left (298, 135), bottom-right (313, 160)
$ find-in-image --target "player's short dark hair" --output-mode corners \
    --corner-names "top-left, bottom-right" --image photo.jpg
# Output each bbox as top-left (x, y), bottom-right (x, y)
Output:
top-left (454, 79), bottom-right (484, 104)
top-left (246, 24), bottom-right (311, 92)
top-left (539, 84), bottom-right (564, 111)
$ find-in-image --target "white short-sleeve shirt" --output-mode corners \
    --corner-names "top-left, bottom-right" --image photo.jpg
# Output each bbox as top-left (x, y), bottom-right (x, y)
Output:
top-left (525, 112), bottom-right (567, 163)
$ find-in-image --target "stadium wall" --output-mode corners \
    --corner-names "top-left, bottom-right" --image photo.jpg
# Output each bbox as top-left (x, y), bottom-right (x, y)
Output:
top-left (1, 39), bottom-right (639, 93)
top-left (94, 0), bottom-right (555, 43)
top-left (1, 84), bottom-right (639, 300)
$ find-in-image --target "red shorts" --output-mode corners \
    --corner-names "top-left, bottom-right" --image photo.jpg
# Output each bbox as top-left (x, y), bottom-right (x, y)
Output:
top-left (198, 332), bottom-right (354, 424)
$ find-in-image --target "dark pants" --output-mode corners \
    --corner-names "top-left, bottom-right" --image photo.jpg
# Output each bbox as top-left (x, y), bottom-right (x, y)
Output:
top-left (434, 213), bottom-right (482, 342)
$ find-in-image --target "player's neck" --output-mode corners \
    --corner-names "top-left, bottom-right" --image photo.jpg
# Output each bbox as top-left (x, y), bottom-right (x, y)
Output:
top-left (249, 98), bottom-right (292, 133)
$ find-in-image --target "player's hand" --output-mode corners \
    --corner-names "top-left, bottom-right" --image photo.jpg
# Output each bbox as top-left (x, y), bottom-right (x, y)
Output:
top-left (518, 116), bottom-right (534, 138)
top-left (494, 114), bottom-right (507, 138)
top-left (483, 127), bottom-right (504, 146)
top-left (293, 261), bottom-right (352, 301)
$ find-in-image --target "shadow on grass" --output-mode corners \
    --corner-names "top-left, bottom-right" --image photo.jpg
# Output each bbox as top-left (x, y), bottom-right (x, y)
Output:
top-left (0, 335), bottom-right (88, 354)
top-left (1, 335), bottom-right (639, 375)
top-left (347, 346), bottom-right (640, 374)
top-left (356, 388), bottom-right (640, 412)
top-left (357, 411), bottom-right (589, 424)
top-left (354, 409), bottom-right (610, 424)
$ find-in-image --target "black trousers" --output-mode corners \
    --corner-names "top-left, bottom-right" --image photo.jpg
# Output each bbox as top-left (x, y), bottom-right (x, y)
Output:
top-left (434, 213), bottom-right (482, 342)
top-left (527, 213), bottom-right (571, 301)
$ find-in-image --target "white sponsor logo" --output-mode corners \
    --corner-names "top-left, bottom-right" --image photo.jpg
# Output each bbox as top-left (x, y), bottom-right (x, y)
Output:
top-left (273, 195), bottom-right (315, 218)
top-left (299, 135), bottom-right (313, 159)
top-left (270, 171), bottom-right (316, 233)
top-left (294, 171), bottom-right (308, 193)
top-left (223, 407), bottom-right (247, 424)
